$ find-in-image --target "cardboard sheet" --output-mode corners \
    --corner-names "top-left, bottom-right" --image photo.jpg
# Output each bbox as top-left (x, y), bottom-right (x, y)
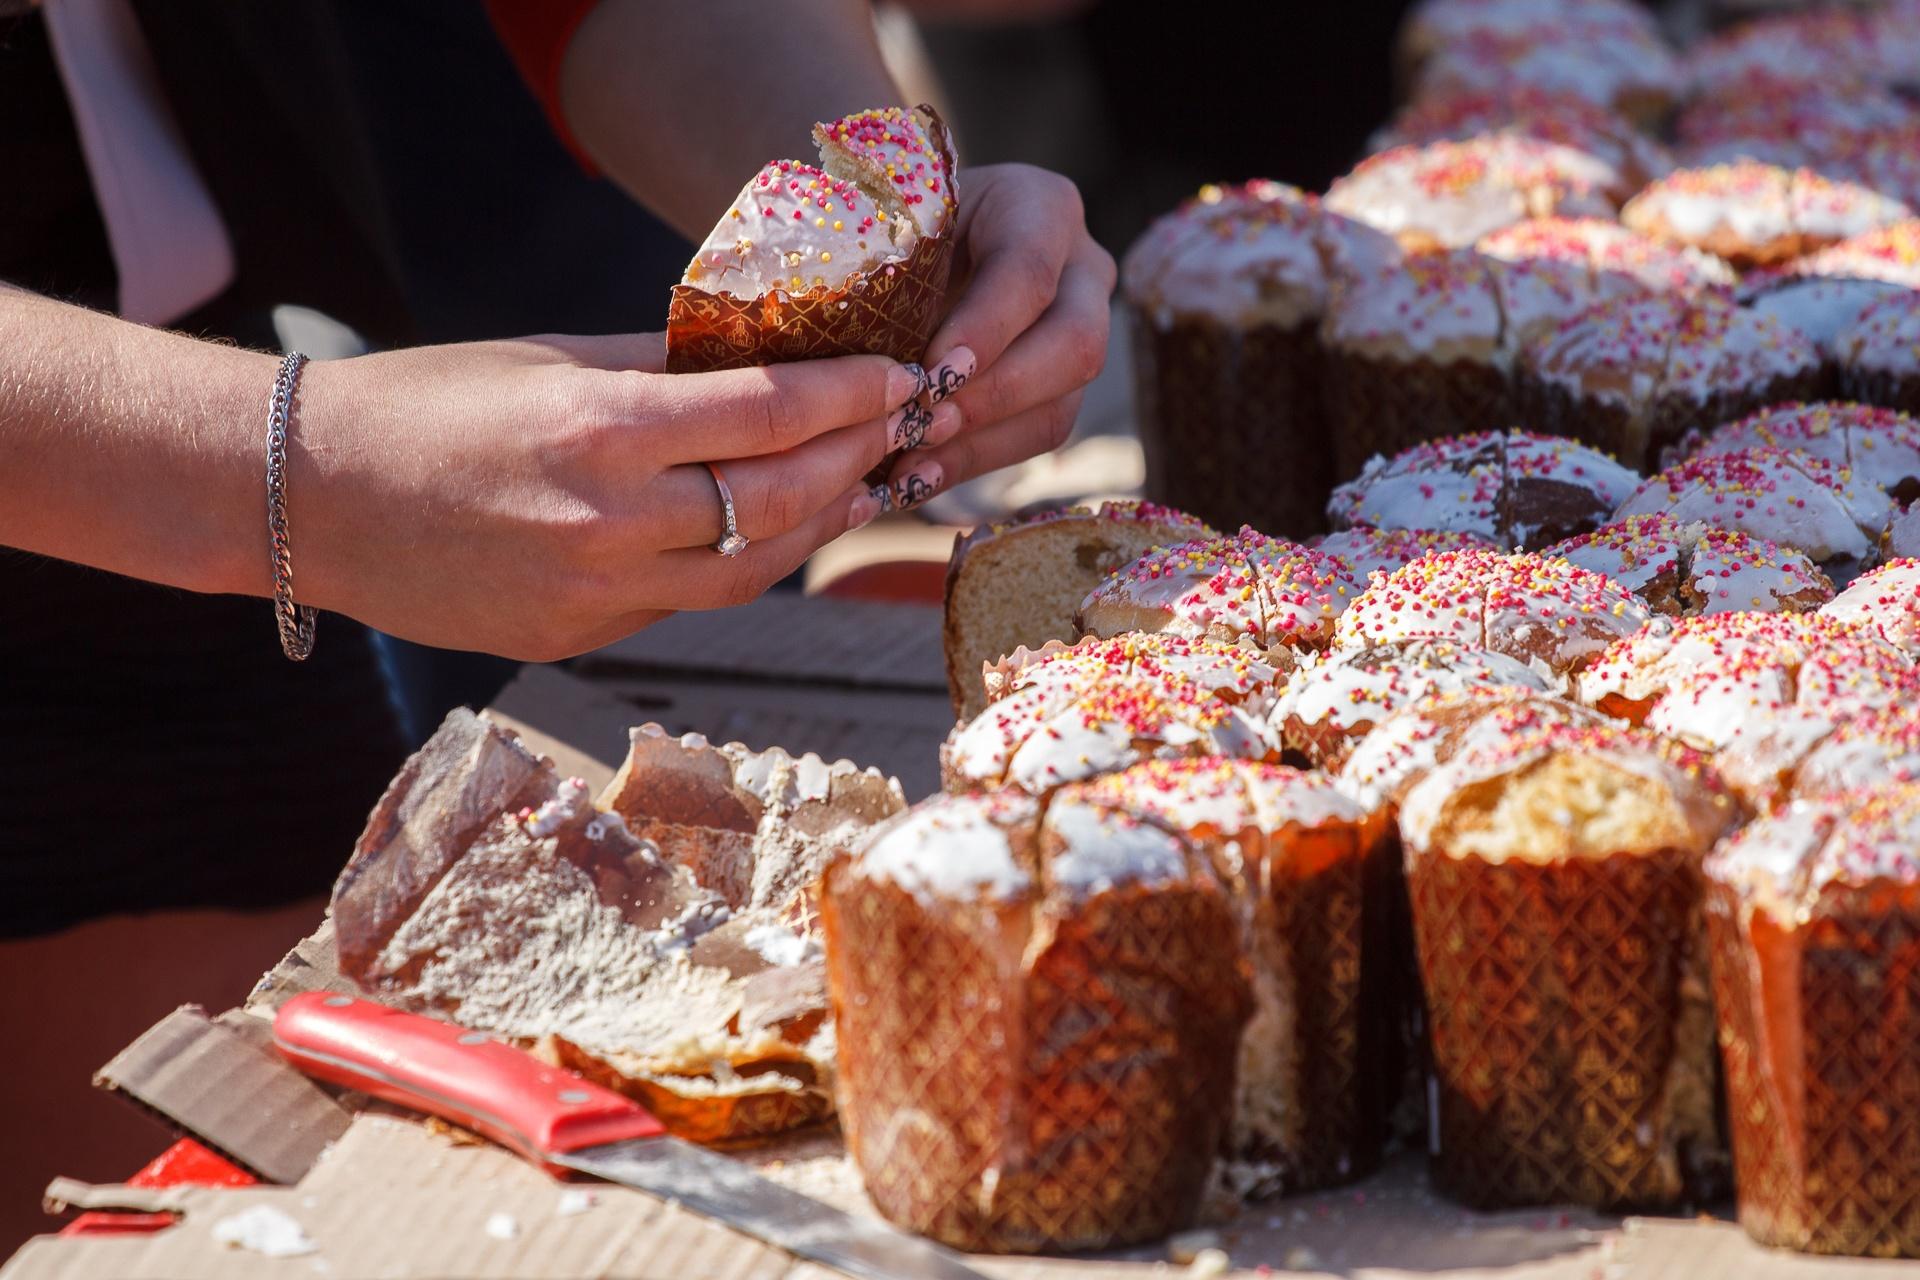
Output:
top-left (12, 660), bottom-right (1915, 1277)
top-left (576, 594), bottom-right (946, 693)
top-left (7, 1113), bottom-right (1910, 1279)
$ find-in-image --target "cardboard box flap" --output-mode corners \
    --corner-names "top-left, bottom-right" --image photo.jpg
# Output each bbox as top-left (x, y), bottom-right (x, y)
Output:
top-left (91, 1007), bottom-right (348, 1187)
top-left (240, 920), bottom-right (340, 1015)
top-left (9, 1116), bottom-right (1903, 1280)
top-left (576, 595), bottom-right (945, 692)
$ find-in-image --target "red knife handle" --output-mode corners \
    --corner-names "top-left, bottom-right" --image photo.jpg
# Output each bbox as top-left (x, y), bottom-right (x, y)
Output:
top-left (273, 992), bottom-right (665, 1172)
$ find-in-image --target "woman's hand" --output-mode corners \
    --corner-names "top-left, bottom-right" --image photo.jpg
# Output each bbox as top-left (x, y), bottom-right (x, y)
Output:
top-left (295, 333), bottom-right (959, 660)
top-left (884, 163), bottom-right (1117, 507)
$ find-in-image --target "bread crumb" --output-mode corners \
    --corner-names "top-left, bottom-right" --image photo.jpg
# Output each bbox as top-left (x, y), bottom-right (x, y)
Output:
top-left (210, 1206), bottom-right (316, 1258)
top-left (483, 1212), bottom-right (519, 1240)
top-left (1169, 1229), bottom-right (1221, 1264)
top-left (555, 1189), bottom-right (596, 1217)
top-left (1188, 1247), bottom-right (1231, 1277)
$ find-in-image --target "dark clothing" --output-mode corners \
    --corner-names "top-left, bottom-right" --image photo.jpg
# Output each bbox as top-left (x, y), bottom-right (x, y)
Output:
top-left (0, 6), bottom-right (412, 937)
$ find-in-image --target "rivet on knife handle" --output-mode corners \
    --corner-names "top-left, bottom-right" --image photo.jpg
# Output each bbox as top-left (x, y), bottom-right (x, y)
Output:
top-left (272, 991), bottom-right (666, 1173)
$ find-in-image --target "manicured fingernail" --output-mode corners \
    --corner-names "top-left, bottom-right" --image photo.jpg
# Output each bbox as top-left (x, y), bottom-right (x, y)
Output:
top-left (886, 397), bottom-right (936, 452)
top-left (925, 401), bottom-right (964, 448)
top-left (926, 347), bottom-right (976, 403)
top-left (868, 481), bottom-right (896, 515)
top-left (887, 362), bottom-right (929, 406)
top-left (895, 461), bottom-right (944, 509)
top-left (849, 488), bottom-right (884, 529)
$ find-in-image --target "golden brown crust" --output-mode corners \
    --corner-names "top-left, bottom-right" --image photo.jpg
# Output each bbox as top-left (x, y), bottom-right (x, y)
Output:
top-left (823, 791), bottom-right (1250, 1252)
top-left (940, 502), bottom-right (1217, 720)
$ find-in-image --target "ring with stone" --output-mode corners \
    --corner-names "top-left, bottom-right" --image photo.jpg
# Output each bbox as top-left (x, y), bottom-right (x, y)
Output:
top-left (706, 462), bottom-right (749, 557)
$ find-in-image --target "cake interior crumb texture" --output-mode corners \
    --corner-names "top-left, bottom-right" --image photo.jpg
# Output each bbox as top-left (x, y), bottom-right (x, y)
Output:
top-left (1423, 753), bottom-right (1705, 862)
top-left (947, 520), bottom-right (1200, 718)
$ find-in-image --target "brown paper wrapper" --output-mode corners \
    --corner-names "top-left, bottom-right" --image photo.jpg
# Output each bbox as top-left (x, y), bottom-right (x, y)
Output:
top-left (1644, 374), bottom-right (1828, 472)
top-left (822, 869), bottom-right (1248, 1253)
top-left (1228, 812), bottom-right (1404, 1196)
top-left (1512, 369), bottom-right (1829, 473)
top-left (1321, 346), bottom-right (1513, 484)
top-left (1839, 367), bottom-right (1920, 419)
top-left (667, 230), bottom-right (955, 373)
top-left (1708, 880), bottom-right (1920, 1257)
top-left (1409, 845), bottom-right (1725, 1211)
top-left (1130, 310), bottom-right (1332, 538)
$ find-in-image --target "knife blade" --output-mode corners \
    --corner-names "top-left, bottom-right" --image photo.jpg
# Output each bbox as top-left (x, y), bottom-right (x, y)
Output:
top-left (273, 991), bottom-right (987, 1280)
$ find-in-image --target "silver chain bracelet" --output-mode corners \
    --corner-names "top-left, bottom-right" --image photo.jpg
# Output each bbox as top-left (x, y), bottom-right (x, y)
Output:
top-left (266, 351), bottom-right (318, 661)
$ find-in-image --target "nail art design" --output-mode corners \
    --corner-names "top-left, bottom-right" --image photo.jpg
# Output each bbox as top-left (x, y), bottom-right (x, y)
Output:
top-left (896, 466), bottom-right (942, 509)
top-left (901, 361), bottom-right (934, 400)
top-left (869, 481), bottom-right (897, 515)
top-left (928, 348), bottom-right (976, 404)
top-left (889, 398), bottom-right (935, 452)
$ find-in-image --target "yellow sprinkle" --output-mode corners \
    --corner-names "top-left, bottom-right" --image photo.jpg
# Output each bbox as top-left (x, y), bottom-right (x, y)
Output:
top-left (833, 220), bottom-right (844, 231)
top-left (815, 217), bottom-right (826, 227)
top-left (790, 276), bottom-right (803, 288)
top-left (729, 208), bottom-right (742, 220)
top-left (820, 251), bottom-right (832, 262)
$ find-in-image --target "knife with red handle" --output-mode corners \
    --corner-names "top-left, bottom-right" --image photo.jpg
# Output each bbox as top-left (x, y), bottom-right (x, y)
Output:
top-left (273, 992), bottom-right (987, 1280)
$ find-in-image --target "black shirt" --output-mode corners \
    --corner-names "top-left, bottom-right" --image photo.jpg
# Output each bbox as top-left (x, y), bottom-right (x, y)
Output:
top-left (0, 6), bottom-right (417, 936)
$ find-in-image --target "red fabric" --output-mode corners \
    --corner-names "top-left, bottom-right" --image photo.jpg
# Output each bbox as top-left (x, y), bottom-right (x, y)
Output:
top-left (484, 0), bottom-right (605, 175)
top-left (60, 1139), bottom-right (256, 1237)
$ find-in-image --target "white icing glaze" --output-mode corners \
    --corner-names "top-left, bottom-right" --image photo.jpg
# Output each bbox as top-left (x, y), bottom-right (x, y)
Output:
top-left (1708, 783), bottom-right (1920, 917)
top-left (1079, 528), bottom-right (1359, 650)
top-left (1889, 502), bottom-right (1920, 559)
top-left (1655, 302), bottom-right (1821, 405)
top-left (1042, 795), bottom-right (1189, 896)
top-left (1081, 758), bottom-right (1363, 835)
top-left (1326, 430), bottom-right (1633, 549)
top-left (1614, 446), bottom-right (1891, 565)
top-left (1312, 526), bottom-right (1499, 586)
top-left (1789, 219), bottom-right (1920, 289)
top-left (683, 161), bottom-right (901, 297)
top-left (525, 777), bottom-right (592, 839)
top-left (1746, 278), bottom-right (1911, 358)
top-left (1122, 182), bottom-right (1330, 328)
top-left (1325, 136), bottom-right (1618, 251)
top-left (854, 793), bottom-right (1036, 902)
top-left (1698, 402), bottom-right (1920, 496)
top-left (1822, 558), bottom-right (1920, 655)
top-left (1397, 716), bottom-right (1722, 856)
top-left (1478, 215), bottom-right (1733, 296)
top-left (1578, 612), bottom-right (1915, 754)
top-left (1274, 641), bottom-right (1554, 745)
top-left (1545, 514), bottom-right (1832, 614)
top-left (1333, 548), bottom-right (1650, 672)
top-left (1841, 289), bottom-right (1920, 375)
top-left (1320, 249), bottom-right (1502, 361)
top-left (946, 636), bottom-right (1284, 792)
top-left (814, 106), bottom-right (956, 241)
top-left (1524, 291), bottom-right (1681, 407)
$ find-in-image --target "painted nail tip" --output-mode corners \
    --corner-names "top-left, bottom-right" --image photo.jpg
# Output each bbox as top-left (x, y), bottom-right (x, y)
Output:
top-left (896, 464), bottom-right (944, 509)
top-left (887, 399), bottom-right (937, 452)
top-left (927, 347), bottom-right (977, 403)
top-left (888, 361), bottom-right (929, 406)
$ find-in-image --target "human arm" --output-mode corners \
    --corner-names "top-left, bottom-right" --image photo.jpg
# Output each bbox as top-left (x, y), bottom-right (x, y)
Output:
top-left (0, 285), bottom-right (954, 660)
top-left (547, 0), bottom-right (1116, 506)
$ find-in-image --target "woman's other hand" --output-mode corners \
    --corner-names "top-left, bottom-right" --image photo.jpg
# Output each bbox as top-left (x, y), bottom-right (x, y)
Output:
top-left (883, 163), bottom-right (1116, 507)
